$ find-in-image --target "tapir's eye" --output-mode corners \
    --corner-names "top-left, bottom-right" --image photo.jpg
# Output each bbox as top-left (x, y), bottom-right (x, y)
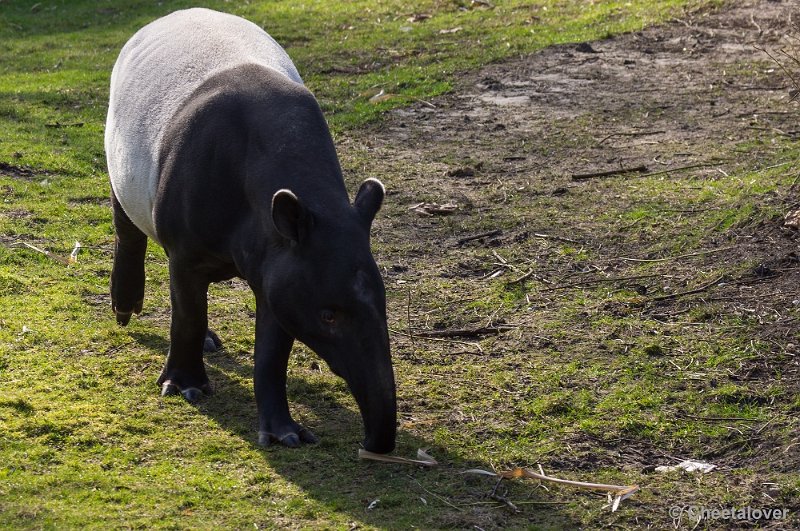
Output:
top-left (321, 309), bottom-right (336, 325)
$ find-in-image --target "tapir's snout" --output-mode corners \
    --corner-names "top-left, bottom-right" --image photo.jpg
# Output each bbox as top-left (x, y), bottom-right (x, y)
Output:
top-left (339, 328), bottom-right (397, 454)
top-left (355, 363), bottom-right (397, 454)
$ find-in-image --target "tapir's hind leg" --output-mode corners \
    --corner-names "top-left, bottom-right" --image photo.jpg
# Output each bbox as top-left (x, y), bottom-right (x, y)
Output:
top-left (157, 258), bottom-right (212, 402)
top-left (204, 329), bottom-right (223, 353)
top-left (111, 190), bottom-right (147, 326)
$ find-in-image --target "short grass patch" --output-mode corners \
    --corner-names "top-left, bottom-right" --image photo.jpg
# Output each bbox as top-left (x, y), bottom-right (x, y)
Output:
top-left (3, 0), bottom-right (800, 529)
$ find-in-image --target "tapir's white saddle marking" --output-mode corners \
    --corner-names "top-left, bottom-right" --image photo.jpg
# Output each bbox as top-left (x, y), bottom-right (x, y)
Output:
top-left (105, 8), bottom-right (302, 242)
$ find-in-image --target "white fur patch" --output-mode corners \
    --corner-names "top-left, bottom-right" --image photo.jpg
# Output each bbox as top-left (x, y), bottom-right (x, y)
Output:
top-left (364, 177), bottom-right (386, 194)
top-left (105, 8), bottom-right (303, 242)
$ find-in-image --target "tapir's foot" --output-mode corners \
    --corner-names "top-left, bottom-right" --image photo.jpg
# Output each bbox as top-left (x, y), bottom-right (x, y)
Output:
top-left (203, 329), bottom-right (223, 353)
top-left (157, 367), bottom-right (212, 403)
top-left (113, 299), bottom-right (143, 326)
top-left (159, 379), bottom-right (213, 402)
top-left (258, 422), bottom-right (318, 448)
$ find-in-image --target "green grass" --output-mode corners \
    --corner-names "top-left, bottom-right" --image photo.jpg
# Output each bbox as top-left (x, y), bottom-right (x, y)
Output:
top-left (3, 0), bottom-right (799, 529)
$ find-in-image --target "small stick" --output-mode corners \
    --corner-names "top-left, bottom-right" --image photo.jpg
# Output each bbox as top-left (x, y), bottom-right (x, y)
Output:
top-left (507, 269), bottom-right (535, 284)
top-left (618, 246), bottom-right (734, 263)
top-left (596, 130), bottom-right (665, 145)
top-left (489, 479), bottom-right (519, 513)
top-left (571, 165), bottom-right (648, 181)
top-left (465, 467), bottom-right (639, 504)
top-left (537, 273), bottom-right (660, 292)
top-left (754, 45), bottom-right (800, 89)
top-left (44, 122), bottom-right (84, 128)
top-left (491, 250), bottom-right (507, 265)
top-left (754, 416), bottom-right (777, 436)
top-left (359, 448), bottom-right (438, 467)
top-left (682, 415), bottom-right (759, 422)
top-left (638, 162), bottom-right (725, 179)
top-left (750, 12), bottom-right (763, 36)
top-left (648, 274), bottom-right (725, 302)
top-left (12, 241), bottom-right (70, 265)
top-left (407, 287), bottom-right (416, 352)
top-left (408, 476), bottom-right (462, 511)
top-left (413, 324), bottom-right (515, 339)
top-left (532, 232), bottom-right (578, 244)
top-left (388, 328), bottom-right (484, 352)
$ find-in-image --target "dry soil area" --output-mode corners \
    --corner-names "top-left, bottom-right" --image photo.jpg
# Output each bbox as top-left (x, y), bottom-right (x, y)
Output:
top-left (339, 0), bottom-right (799, 527)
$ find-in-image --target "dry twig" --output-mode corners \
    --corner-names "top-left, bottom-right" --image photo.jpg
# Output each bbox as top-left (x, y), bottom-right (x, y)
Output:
top-left (389, 327), bottom-right (484, 352)
top-left (596, 130), bottom-right (665, 145)
top-left (413, 323), bottom-right (516, 339)
top-left (638, 162), bottom-right (725, 179)
top-left (571, 165), bottom-right (649, 181)
top-left (464, 467), bottom-right (639, 512)
top-left (648, 274), bottom-right (726, 302)
top-left (11, 241), bottom-right (71, 265)
top-left (618, 246), bottom-right (734, 263)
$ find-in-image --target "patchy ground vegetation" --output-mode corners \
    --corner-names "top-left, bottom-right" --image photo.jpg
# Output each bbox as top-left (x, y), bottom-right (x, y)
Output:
top-left (1, 0), bottom-right (798, 529)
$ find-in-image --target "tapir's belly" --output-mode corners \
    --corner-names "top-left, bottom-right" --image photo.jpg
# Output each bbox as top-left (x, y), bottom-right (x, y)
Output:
top-left (105, 8), bottom-right (302, 242)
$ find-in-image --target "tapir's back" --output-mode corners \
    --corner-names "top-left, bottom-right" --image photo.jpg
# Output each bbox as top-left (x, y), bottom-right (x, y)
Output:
top-left (105, 8), bottom-right (302, 242)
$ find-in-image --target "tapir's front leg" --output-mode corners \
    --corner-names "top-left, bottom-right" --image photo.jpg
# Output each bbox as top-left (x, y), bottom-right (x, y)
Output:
top-left (254, 300), bottom-right (318, 448)
top-left (157, 259), bottom-right (212, 401)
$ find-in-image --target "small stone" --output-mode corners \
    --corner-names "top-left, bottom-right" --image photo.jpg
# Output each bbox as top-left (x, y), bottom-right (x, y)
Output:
top-left (784, 209), bottom-right (800, 230)
top-left (576, 42), bottom-right (601, 54)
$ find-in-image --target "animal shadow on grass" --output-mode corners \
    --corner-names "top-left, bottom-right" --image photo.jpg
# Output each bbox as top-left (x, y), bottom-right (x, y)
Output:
top-left (124, 331), bottom-right (576, 527)
top-left (128, 330), bottom-right (169, 354)
top-left (193, 350), bottom-right (578, 529)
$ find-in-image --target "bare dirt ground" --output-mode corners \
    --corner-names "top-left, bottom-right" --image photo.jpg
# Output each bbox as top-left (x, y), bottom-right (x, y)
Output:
top-left (340, 0), bottom-right (799, 527)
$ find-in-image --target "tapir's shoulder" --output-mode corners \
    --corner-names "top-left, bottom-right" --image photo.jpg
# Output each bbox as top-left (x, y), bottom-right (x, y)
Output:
top-left (168, 63), bottom-right (322, 140)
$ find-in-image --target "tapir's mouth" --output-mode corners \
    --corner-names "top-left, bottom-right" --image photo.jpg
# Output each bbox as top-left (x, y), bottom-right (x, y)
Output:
top-left (312, 340), bottom-right (396, 454)
top-left (363, 432), bottom-right (396, 454)
top-left (352, 369), bottom-right (397, 455)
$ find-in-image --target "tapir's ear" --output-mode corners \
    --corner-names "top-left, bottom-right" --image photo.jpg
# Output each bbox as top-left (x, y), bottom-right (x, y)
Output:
top-left (354, 178), bottom-right (385, 225)
top-left (272, 189), bottom-right (308, 244)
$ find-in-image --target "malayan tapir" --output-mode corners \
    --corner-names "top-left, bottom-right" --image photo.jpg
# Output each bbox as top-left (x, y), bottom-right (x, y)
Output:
top-left (105, 8), bottom-right (396, 453)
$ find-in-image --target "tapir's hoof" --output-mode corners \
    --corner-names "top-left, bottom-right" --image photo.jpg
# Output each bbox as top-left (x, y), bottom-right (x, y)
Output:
top-left (203, 329), bottom-right (223, 353)
top-left (258, 427), bottom-right (318, 448)
top-left (181, 387), bottom-right (205, 402)
top-left (113, 299), bottom-right (143, 326)
top-left (160, 380), bottom-right (212, 403)
top-left (116, 311), bottom-right (133, 326)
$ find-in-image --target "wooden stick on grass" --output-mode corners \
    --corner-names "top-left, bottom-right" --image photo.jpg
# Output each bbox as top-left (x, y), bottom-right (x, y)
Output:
top-left (571, 165), bottom-right (649, 181)
top-left (12, 241), bottom-right (71, 265)
top-left (465, 467), bottom-right (639, 512)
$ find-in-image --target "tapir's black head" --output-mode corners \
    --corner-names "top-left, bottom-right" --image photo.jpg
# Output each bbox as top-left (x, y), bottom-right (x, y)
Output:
top-left (267, 178), bottom-right (396, 454)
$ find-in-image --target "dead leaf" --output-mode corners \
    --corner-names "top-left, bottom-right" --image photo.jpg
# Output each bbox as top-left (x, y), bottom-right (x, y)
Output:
top-left (784, 209), bottom-right (800, 229)
top-left (655, 460), bottom-right (716, 473)
top-left (439, 27), bottom-right (463, 34)
top-left (409, 202), bottom-right (458, 216)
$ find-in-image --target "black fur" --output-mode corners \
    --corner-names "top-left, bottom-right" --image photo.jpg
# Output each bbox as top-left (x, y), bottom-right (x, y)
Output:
top-left (112, 64), bottom-right (396, 453)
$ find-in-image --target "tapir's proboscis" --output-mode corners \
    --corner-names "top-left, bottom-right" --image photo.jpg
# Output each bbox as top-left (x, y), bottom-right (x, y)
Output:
top-left (105, 8), bottom-right (396, 453)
